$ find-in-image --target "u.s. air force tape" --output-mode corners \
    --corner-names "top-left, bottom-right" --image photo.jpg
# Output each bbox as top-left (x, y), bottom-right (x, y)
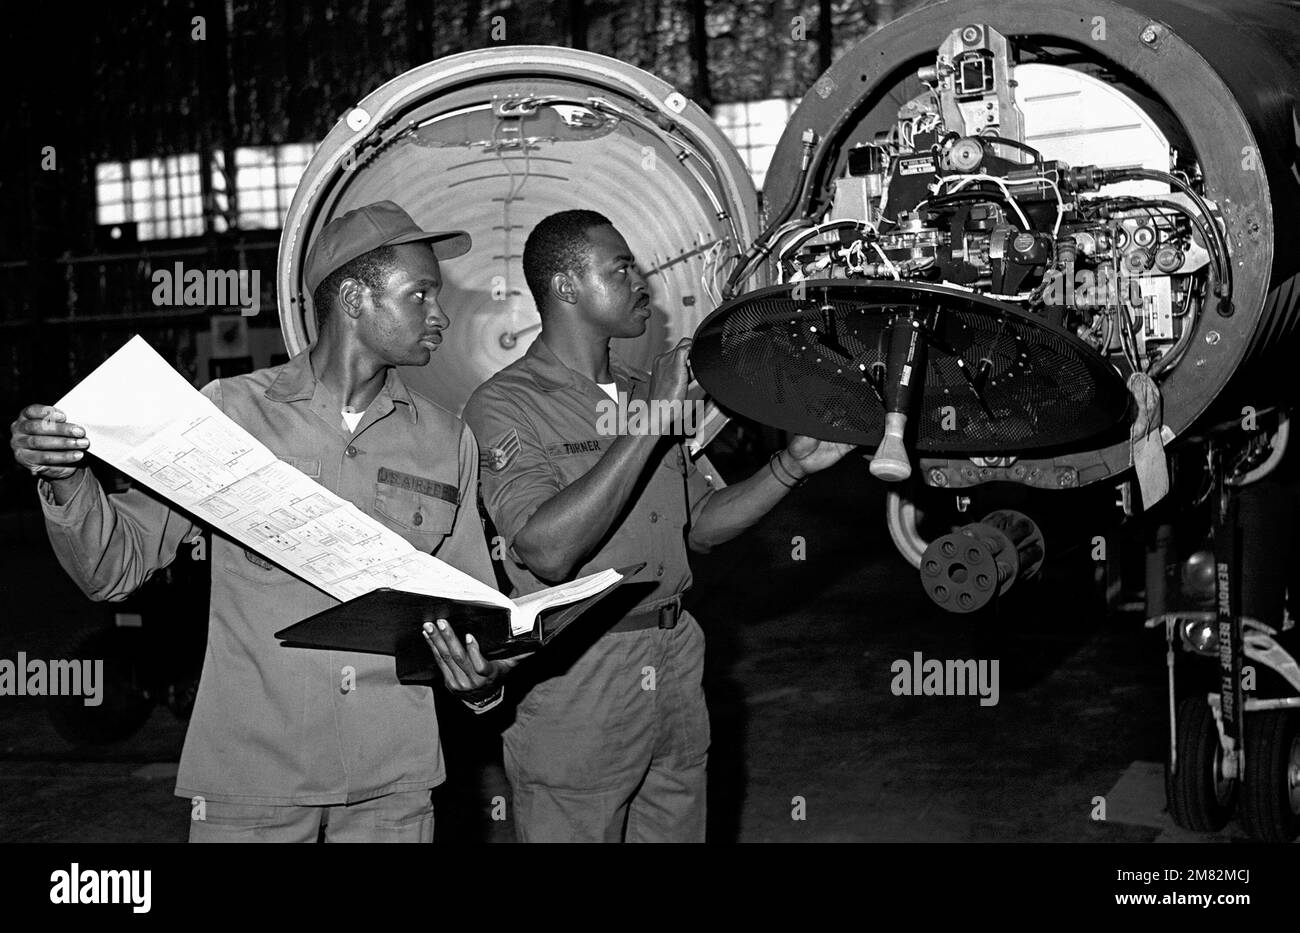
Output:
top-left (377, 467), bottom-right (460, 504)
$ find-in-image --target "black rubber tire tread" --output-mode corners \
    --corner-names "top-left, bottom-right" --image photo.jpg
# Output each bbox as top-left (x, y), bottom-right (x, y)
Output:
top-left (1166, 696), bottom-right (1235, 832)
top-left (1238, 709), bottom-right (1300, 843)
top-left (47, 627), bottom-right (154, 746)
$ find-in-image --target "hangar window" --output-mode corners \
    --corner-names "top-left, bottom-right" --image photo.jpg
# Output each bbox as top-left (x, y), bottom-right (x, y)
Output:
top-left (714, 98), bottom-right (800, 187)
top-left (94, 142), bottom-right (318, 241)
top-left (231, 143), bottom-right (317, 230)
top-left (95, 154), bottom-right (206, 241)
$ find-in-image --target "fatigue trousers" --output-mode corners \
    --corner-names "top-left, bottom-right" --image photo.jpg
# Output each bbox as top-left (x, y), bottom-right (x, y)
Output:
top-left (504, 611), bottom-right (711, 843)
top-left (188, 789), bottom-right (435, 842)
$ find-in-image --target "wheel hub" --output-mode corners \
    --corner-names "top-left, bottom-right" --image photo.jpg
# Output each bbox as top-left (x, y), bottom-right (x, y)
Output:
top-left (1213, 741), bottom-right (1235, 806)
top-left (1288, 735), bottom-right (1300, 816)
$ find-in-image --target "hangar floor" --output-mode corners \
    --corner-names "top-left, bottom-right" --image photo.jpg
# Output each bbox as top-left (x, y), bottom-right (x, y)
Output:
top-left (0, 459), bottom-right (1256, 843)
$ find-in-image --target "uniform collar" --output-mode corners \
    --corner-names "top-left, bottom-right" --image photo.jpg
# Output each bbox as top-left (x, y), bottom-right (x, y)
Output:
top-left (265, 349), bottom-right (419, 424)
top-left (523, 334), bottom-right (646, 394)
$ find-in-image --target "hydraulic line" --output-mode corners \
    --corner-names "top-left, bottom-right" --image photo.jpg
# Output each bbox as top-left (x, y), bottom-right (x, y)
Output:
top-left (725, 129), bottom-right (818, 298)
top-left (1103, 167), bottom-right (1233, 311)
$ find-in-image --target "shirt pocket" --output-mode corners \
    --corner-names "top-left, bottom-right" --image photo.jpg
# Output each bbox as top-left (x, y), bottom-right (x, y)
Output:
top-left (276, 455), bottom-right (321, 479)
top-left (372, 483), bottom-right (458, 552)
top-left (658, 443), bottom-right (690, 476)
top-left (219, 536), bottom-right (292, 585)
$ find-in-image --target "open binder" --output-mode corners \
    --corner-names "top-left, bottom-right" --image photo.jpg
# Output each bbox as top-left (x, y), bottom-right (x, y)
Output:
top-left (275, 563), bottom-right (646, 680)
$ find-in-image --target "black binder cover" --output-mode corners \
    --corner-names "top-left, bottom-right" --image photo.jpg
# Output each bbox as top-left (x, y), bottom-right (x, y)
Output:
top-left (273, 564), bottom-right (645, 680)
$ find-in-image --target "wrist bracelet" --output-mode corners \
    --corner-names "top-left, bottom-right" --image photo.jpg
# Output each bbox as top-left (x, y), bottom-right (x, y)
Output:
top-left (775, 450), bottom-right (807, 486)
top-left (464, 685), bottom-right (504, 707)
top-left (768, 452), bottom-right (803, 489)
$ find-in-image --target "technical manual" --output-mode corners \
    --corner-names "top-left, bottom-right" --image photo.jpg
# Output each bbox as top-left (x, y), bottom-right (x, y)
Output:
top-left (56, 335), bottom-right (621, 636)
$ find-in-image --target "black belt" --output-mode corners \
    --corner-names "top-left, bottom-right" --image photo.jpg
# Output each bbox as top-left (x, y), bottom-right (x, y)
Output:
top-left (607, 596), bottom-right (682, 633)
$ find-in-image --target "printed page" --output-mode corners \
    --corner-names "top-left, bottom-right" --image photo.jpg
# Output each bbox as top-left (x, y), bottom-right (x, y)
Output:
top-left (510, 568), bottom-right (625, 633)
top-left (57, 337), bottom-right (625, 634)
top-left (686, 394), bottom-right (730, 455)
top-left (57, 336), bottom-right (516, 612)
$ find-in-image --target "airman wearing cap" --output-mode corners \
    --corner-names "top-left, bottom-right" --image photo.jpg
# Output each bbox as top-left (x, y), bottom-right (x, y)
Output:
top-left (10, 200), bottom-right (517, 842)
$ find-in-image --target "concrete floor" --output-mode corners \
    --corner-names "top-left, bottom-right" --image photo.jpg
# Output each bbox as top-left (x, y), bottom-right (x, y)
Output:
top-left (0, 460), bottom-right (1260, 842)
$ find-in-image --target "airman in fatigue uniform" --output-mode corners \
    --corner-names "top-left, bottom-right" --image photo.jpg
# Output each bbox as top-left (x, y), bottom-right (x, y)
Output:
top-left (463, 210), bottom-right (853, 842)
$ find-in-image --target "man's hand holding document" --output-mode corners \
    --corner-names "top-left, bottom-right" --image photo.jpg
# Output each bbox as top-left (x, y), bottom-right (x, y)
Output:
top-left (55, 336), bottom-right (630, 664)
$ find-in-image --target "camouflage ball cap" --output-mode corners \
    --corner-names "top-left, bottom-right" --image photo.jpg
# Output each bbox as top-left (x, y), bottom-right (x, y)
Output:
top-left (303, 200), bottom-right (471, 296)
